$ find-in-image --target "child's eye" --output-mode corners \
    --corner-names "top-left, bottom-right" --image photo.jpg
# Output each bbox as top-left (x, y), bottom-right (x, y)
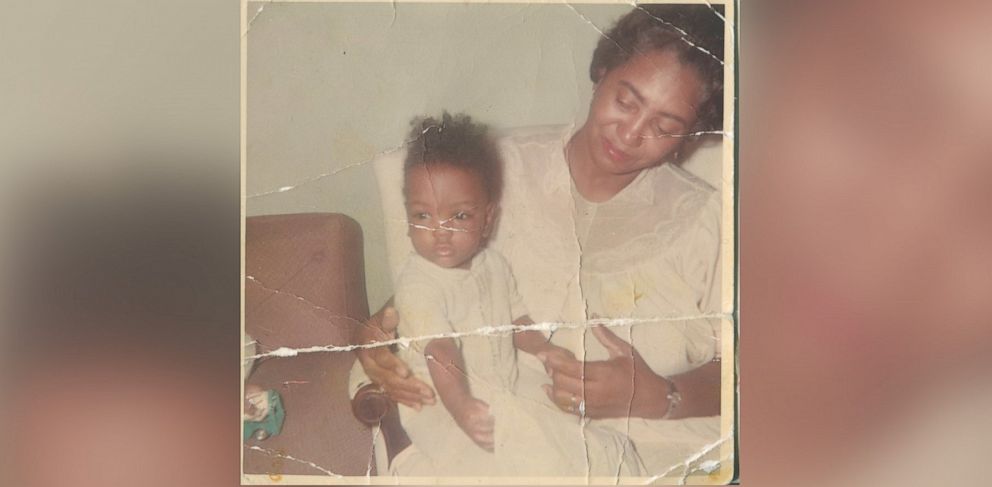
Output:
top-left (411, 212), bottom-right (429, 220)
top-left (453, 212), bottom-right (471, 220)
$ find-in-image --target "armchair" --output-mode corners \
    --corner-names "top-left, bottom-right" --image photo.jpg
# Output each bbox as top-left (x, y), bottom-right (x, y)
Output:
top-left (243, 213), bottom-right (407, 477)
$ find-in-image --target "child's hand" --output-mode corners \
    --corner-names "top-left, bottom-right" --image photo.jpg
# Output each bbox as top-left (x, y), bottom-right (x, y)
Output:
top-left (535, 344), bottom-right (576, 375)
top-left (453, 397), bottom-right (495, 452)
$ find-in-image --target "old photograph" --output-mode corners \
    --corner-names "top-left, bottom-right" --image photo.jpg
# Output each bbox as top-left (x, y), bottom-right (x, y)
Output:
top-left (242, 1), bottom-right (736, 483)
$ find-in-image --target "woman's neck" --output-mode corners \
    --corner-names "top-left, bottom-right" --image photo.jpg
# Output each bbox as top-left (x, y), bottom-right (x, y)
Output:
top-left (565, 128), bottom-right (639, 203)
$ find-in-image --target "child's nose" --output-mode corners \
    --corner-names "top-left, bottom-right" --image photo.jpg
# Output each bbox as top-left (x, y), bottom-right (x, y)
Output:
top-left (434, 226), bottom-right (453, 240)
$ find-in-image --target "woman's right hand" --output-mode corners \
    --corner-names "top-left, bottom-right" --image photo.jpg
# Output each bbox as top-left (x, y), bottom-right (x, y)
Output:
top-left (355, 306), bottom-right (436, 410)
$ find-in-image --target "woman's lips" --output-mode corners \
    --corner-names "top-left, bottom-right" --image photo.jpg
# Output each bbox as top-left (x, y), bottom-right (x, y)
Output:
top-left (603, 138), bottom-right (630, 164)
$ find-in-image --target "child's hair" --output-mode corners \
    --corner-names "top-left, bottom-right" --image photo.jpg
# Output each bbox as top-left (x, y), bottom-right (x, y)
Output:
top-left (404, 112), bottom-right (503, 202)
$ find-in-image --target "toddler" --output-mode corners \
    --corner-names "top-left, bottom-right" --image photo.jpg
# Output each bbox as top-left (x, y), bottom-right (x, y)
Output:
top-left (393, 112), bottom-right (644, 477)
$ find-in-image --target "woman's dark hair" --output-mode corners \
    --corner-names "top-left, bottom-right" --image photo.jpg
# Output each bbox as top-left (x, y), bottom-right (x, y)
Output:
top-left (404, 112), bottom-right (503, 202)
top-left (589, 4), bottom-right (725, 132)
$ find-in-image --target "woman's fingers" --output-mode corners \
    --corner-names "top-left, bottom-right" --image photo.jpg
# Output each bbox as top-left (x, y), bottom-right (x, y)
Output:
top-left (356, 307), bottom-right (396, 344)
top-left (383, 350), bottom-right (412, 379)
top-left (355, 306), bottom-right (437, 407)
top-left (386, 387), bottom-right (427, 410)
top-left (543, 384), bottom-right (581, 415)
top-left (380, 306), bottom-right (400, 335)
top-left (365, 349), bottom-right (435, 406)
top-left (359, 347), bottom-right (402, 383)
top-left (590, 325), bottom-right (633, 359)
top-left (386, 375), bottom-right (435, 404)
top-left (550, 368), bottom-right (585, 395)
top-left (541, 349), bottom-right (584, 379)
top-left (358, 337), bottom-right (438, 406)
top-left (386, 382), bottom-right (435, 408)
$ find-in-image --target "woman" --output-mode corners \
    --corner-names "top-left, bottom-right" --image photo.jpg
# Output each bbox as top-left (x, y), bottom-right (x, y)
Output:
top-left (358, 4), bottom-right (727, 476)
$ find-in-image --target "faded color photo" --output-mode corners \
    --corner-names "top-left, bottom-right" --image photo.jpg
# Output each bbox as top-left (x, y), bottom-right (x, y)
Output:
top-left (243, 1), bottom-right (736, 483)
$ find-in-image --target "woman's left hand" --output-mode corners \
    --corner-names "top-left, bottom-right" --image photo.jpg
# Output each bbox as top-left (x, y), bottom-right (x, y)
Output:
top-left (542, 325), bottom-right (670, 419)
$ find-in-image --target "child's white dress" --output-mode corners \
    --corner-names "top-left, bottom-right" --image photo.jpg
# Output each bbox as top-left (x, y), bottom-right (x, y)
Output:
top-left (394, 248), bottom-right (644, 477)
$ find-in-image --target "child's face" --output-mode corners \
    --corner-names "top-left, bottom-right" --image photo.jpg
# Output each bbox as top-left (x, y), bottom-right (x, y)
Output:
top-left (405, 163), bottom-right (495, 269)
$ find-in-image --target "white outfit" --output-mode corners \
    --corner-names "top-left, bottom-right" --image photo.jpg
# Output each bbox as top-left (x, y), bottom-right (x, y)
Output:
top-left (366, 125), bottom-right (728, 477)
top-left (495, 125), bottom-right (725, 473)
top-left (394, 248), bottom-right (644, 476)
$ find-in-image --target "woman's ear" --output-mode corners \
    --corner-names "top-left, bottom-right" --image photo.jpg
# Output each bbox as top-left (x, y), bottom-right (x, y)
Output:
top-left (592, 67), bottom-right (608, 91)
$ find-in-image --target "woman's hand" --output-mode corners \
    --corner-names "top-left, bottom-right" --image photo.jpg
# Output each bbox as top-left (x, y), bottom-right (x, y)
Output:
top-left (452, 397), bottom-right (495, 452)
top-left (534, 344), bottom-right (576, 375)
top-left (355, 306), bottom-right (436, 410)
top-left (542, 325), bottom-right (671, 419)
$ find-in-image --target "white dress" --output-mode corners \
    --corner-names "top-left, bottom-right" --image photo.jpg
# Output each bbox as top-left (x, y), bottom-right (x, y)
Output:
top-left (394, 248), bottom-right (644, 477)
top-left (368, 125), bottom-right (728, 476)
top-left (495, 126), bottom-right (726, 473)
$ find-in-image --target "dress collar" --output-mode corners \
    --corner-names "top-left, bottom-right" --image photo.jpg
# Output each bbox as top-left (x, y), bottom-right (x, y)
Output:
top-left (550, 124), bottom-right (661, 205)
top-left (622, 165), bottom-right (661, 205)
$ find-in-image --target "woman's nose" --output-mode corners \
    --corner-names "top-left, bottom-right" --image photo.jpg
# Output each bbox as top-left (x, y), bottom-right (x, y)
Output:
top-left (617, 118), bottom-right (644, 147)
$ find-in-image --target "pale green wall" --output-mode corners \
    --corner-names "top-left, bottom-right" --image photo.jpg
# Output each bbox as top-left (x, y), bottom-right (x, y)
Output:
top-left (246, 2), bottom-right (632, 311)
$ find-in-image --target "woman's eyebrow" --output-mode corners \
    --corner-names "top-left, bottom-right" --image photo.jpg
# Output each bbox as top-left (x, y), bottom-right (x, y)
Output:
top-left (619, 80), bottom-right (690, 127)
top-left (619, 80), bottom-right (646, 104)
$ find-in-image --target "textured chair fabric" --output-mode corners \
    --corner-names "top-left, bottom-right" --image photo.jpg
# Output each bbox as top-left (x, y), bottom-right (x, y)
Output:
top-left (243, 213), bottom-right (374, 477)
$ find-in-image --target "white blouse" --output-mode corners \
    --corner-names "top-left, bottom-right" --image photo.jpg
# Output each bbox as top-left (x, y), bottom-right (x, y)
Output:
top-left (494, 125), bottom-right (722, 375)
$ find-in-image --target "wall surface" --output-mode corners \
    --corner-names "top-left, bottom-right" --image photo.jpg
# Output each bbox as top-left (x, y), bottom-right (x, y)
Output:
top-left (246, 2), bottom-right (634, 310)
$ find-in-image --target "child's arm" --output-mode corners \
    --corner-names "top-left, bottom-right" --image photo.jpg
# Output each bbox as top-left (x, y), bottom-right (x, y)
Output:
top-left (423, 337), bottom-right (494, 452)
top-left (512, 315), bottom-right (576, 369)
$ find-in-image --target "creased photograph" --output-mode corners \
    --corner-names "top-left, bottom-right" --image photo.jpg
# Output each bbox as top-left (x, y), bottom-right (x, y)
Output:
top-left (241, 1), bottom-right (737, 484)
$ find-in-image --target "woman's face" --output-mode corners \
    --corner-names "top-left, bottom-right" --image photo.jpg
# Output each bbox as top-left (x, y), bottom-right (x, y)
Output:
top-left (580, 48), bottom-right (706, 176)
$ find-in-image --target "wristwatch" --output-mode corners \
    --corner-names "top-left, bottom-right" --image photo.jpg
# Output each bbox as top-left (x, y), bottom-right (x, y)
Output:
top-left (662, 378), bottom-right (682, 420)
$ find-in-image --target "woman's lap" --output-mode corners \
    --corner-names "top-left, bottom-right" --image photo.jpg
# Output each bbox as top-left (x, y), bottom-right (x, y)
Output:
top-left (391, 355), bottom-right (718, 477)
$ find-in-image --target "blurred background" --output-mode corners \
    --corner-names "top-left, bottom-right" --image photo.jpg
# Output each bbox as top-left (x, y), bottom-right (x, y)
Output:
top-left (2, 1), bottom-right (990, 486)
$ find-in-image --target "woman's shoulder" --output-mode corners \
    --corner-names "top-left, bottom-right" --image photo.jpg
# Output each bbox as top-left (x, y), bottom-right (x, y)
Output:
top-left (638, 164), bottom-right (719, 221)
top-left (493, 124), bottom-right (572, 157)
top-left (657, 162), bottom-right (718, 195)
top-left (493, 124), bottom-right (572, 143)
top-left (491, 125), bottom-right (573, 196)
